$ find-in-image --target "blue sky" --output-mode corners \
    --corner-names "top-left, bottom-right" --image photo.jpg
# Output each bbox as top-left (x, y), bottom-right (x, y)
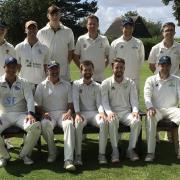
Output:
top-left (95, 0), bottom-right (180, 37)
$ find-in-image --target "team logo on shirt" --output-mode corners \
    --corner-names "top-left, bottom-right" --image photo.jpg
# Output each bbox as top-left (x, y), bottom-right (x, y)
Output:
top-left (14, 82), bottom-right (21, 90)
top-left (169, 82), bottom-right (175, 87)
top-left (132, 45), bottom-right (138, 49)
top-left (3, 96), bottom-right (16, 106)
top-left (1, 85), bottom-right (7, 88)
top-left (79, 89), bottom-right (82, 93)
top-left (26, 59), bottom-right (32, 67)
top-left (119, 45), bottom-right (124, 49)
top-left (99, 42), bottom-right (103, 48)
top-left (83, 44), bottom-right (87, 48)
top-left (6, 49), bottom-right (9, 54)
top-left (155, 83), bottom-right (159, 87)
top-left (111, 86), bottom-right (115, 90)
top-left (14, 85), bottom-right (21, 90)
top-left (38, 49), bottom-right (42, 54)
top-left (123, 83), bottom-right (128, 89)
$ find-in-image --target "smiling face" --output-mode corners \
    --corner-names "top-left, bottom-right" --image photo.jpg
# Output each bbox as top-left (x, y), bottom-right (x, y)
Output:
top-left (87, 17), bottom-right (99, 35)
top-left (158, 63), bottom-right (171, 77)
top-left (122, 24), bottom-right (134, 38)
top-left (48, 66), bottom-right (60, 79)
top-left (112, 61), bottom-right (125, 78)
top-left (4, 63), bottom-right (18, 78)
top-left (48, 11), bottom-right (61, 24)
top-left (25, 24), bottom-right (38, 38)
top-left (81, 64), bottom-right (94, 80)
top-left (162, 24), bottom-right (175, 40)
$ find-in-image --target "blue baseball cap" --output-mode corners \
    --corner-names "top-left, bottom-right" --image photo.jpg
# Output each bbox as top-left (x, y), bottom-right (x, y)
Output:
top-left (4, 57), bottom-right (17, 65)
top-left (122, 17), bottom-right (134, 26)
top-left (0, 20), bottom-right (8, 28)
top-left (158, 56), bottom-right (171, 65)
top-left (47, 61), bottom-right (60, 69)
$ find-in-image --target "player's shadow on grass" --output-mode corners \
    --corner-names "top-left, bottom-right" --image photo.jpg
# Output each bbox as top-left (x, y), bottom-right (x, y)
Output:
top-left (4, 138), bottom-right (180, 176)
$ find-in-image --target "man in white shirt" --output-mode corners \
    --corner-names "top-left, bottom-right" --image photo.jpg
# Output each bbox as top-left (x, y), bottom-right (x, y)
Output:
top-left (144, 55), bottom-right (180, 162)
top-left (73, 15), bottom-right (110, 83)
top-left (148, 22), bottom-right (180, 143)
top-left (110, 17), bottom-right (144, 89)
top-left (37, 5), bottom-right (74, 81)
top-left (15, 20), bottom-right (49, 89)
top-left (148, 22), bottom-right (180, 75)
top-left (35, 61), bottom-right (75, 171)
top-left (73, 61), bottom-right (108, 165)
top-left (0, 21), bottom-right (16, 76)
top-left (0, 20), bottom-right (16, 149)
top-left (101, 58), bottom-right (141, 162)
top-left (0, 57), bottom-right (41, 167)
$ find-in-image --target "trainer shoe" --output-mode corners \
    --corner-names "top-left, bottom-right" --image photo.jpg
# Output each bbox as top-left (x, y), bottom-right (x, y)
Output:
top-left (21, 156), bottom-right (34, 165)
top-left (126, 149), bottom-right (139, 161)
top-left (0, 158), bottom-right (8, 167)
top-left (74, 154), bottom-right (83, 166)
top-left (145, 153), bottom-right (155, 162)
top-left (111, 148), bottom-right (119, 163)
top-left (177, 154), bottom-right (180, 160)
top-left (98, 154), bottom-right (107, 165)
top-left (64, 160), bottom-right (76, 171)
top-left (47, 154), bottom-right (57, 163)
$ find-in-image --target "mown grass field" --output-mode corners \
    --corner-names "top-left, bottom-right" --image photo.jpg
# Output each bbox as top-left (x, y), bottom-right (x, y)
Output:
top-left (1, 62), bottom-right (180, 180)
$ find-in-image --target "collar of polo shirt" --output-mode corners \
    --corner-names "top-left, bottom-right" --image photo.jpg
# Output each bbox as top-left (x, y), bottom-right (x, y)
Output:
top-left (79, 78), bottom-right (95, 85)
top-left (85, 33), bottom-right (100, 40)
top-left (161, 40), bottom-right (177, 49)
top-left (0, 39), bottom-right (8, 46)
top-left (46, 77), bottom-right (62, 85)
top-left (112, 75), bottom-right (126, 84)
top-left (156, 73), bottom-right (173, 81)
top-left (1, 74), bottom-right (20, 83)
top-left (46, 22), bottom-right (64, 30)
top-left (24, 38), bottom-right (40, 46)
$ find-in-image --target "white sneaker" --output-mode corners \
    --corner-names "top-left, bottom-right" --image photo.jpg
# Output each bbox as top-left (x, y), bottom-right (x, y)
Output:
top-left (21, 156), bottom-right (34, 165)
top-left (145, 153), bottom-right (155, 162)
top-left (111, 148), bottom-right (119, 163)
top-left (177, 154), bottom-right (180, 159)
top-left (47, 154), bottom-right (57, 163)
top-left (98, 154), bottom-right (107, 165)
top-left (0, 158), bottom-right (7, 167)
top-left (64, 160), bottom-right (76, 171)
top-left (74, 155), bottom-right (83, 166)
top-left (126, 149), bottom-right (139, 161)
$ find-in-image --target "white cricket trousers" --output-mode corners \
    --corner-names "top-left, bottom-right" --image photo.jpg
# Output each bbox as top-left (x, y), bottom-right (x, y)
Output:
top-left (75, 111), bottom-right (108, 155)
top-left (146, 107), bottom-right (180, 154)
top-left (41, 111), bottom-right (75, 161)
top-left (109, 110), bottom-right (141, 150)
top-left (0, 112), bottom-right (41, 159)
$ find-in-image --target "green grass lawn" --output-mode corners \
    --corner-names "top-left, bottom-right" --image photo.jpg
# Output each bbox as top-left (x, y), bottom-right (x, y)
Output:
top-left (1, 62), bottom-right (180, 180)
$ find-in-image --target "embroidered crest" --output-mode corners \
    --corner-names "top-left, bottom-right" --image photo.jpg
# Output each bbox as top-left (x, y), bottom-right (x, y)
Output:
top-left (111, 86), bottom-right (115, 90)
top-left (38, 49), bottom-right (42, 54)
top-left (120, 45), bottom-right (124, 48)
top-left (79, 89), bottom-right (82, 93)
top-left (169, 81), bottom-right (175, 87)
top-left (83, 44), bottom-right (87, 48)
top-left (14, 85), bottom-right (20, 90)
top-left (6, 49), bottom-right (9, 54)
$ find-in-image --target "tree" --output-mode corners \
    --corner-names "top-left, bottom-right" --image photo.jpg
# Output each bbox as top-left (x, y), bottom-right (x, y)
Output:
top-left (162, 0), bottom-right (180, 25)
top-left (0, 0), bottom-right (98, 44)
